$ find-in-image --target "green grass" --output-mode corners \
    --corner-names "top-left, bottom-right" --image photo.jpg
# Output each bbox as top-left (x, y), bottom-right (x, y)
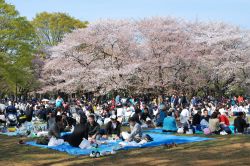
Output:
top-left (1, 133), bottom-right (250, 166)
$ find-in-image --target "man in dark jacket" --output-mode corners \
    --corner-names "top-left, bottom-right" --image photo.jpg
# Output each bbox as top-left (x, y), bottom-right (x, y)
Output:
top-left (132, 105), bottom-right (142, 124)
top-left (87, 114), bottom-right (100, 140)
top-left (105, 115), bottom-right (121, 138)
top-left (141, 107), bottom-right (152, 122)
top-left (62, 117), bottom-right (88, 147)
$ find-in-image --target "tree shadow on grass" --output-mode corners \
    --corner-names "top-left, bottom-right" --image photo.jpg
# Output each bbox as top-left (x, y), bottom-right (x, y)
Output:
top-left (1, 135), bottom-right (250, 166)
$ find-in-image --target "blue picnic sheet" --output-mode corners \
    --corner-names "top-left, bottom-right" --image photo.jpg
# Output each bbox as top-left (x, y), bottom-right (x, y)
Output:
top-left (145, 128), bottom-right (204, 134)
top-left (26, 133), bottom-right (213, 156)
top-left (146, 126), bottom-right (235, 134)
top-left (144, 128), bottom-right (174, 134)
top-left (0, 131), bottom-right (21, 136)
top-left (0, 131), bottom-right (71, 137)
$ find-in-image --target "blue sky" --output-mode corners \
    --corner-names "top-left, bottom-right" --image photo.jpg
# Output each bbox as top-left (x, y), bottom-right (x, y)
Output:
top-left (6, 0), bottom-right (250, 29)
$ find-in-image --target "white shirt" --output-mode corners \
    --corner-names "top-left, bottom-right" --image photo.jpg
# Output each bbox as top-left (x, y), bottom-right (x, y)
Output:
top-left (117, 108), bottom-right (124, 117)
top-left (180, 109), bottom-right (190, 123)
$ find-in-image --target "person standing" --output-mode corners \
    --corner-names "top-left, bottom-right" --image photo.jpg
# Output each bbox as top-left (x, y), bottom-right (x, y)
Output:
top-left (56, 96), bottom-right (64, 108)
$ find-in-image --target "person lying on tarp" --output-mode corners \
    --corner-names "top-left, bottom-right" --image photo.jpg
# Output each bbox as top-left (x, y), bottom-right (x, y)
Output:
top-left (62, 116), bottom-right (88, 147)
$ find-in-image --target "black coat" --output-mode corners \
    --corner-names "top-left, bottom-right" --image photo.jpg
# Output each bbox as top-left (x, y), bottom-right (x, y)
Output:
top-left (192, 113), bottom-right (201, 126)
top-left (234, 117), bottom-right (248, 133)
top-left (63, 123), bottom-right (88, 147)
top-left (87, 122), bottom-right (100, 137)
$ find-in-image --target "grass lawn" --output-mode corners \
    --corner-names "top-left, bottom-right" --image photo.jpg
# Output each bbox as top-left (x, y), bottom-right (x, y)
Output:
top-left (0, 134), bottom-right (250, 166)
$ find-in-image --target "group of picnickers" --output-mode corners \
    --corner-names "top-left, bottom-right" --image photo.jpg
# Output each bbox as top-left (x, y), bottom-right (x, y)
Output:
top-left (0, 94), bottom-right (249, 152)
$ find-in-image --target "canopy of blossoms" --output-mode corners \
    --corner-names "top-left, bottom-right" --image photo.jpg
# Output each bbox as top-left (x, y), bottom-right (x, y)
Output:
top-left (39, 17), bottom-right (250, 96)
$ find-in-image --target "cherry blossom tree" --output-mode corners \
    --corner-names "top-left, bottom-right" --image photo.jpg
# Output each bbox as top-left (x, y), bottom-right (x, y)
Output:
top-left (39, 18), bottom-right (250, 97)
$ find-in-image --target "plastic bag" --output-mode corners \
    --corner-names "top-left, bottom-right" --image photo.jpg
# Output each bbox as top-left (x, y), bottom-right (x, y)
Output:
top-left (177, 127), bottom-right (184, 134)
top-left (0, 115), bottom-right (6, 121)
top-left (48, 136), bottom-right (64, 147)
top-left (37, 131), bottom-right (49, 137)
top-left (203, 128), bottom-right (211, 135)
top-left (186, 128), bottom-right (193, 134)
top-left (138, 139), bottom-right (147, 145)
top-left (79, 138), bottom-right (92, 149)
top-left (119, 141), bottom-right (139, 147)
top-left (121, 131), bottom-right (130, 140)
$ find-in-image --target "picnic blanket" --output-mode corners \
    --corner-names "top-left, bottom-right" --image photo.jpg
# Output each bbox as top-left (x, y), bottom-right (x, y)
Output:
top-left (144, 128), bottom-right (174, 134)
top-left (26, 133), bottom-right (213, 156)
top-left (144, 128), bottom-right (204, 134)
top-left (145, 126), bottom-right (235, 134)
top-left (0, 130), bottom-right (71, 137)
top-left (0, 131), bottom-right (21, 136)
top-left (0, 121), bottom-right (50, 137)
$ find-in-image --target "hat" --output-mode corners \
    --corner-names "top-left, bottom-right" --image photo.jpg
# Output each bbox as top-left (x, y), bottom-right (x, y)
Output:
top-left (110, 115), bottom-right (117, 120)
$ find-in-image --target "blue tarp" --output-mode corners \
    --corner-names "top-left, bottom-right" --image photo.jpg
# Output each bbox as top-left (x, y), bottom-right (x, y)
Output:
top-left (26, 133), bottom-right (213, 156)
top-left (26, 140), bottom-right (120, 155)
top-left (0, 131), bottom-right (20, 136)
top-left (0, 131), bottom-right (71, 137)
top-left (144, 128), bottom-right (205, 134)
top-left (144, 128), bottom-right (174, 134)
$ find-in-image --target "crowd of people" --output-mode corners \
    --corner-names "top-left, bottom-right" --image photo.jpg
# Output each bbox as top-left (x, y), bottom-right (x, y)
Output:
top-left (0, 94), bottom-right (249, 148)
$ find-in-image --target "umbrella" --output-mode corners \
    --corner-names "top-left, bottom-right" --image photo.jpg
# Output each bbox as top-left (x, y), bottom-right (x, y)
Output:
top-left (42, 99), bottom-right (49, 102)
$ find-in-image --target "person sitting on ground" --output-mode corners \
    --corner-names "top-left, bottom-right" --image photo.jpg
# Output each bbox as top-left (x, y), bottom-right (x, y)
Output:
top-left (200, 109), bottom-right (210, 129)
top-left (156, 106), bottom-right (167, 127)
top-left (145, 118), bottom-right (155, 128)
top-left (62, 116), bottom-right (88, 147)
top-left (162, 111), bottom-right (177, 132)
top-left (87, 114), bottom-right (101, 142)
top-left (192, 110), bottom-right (202, 131)
top-left (201, 109), bottom-right (210, 122)
top-left (180, 105), bottom-right (190, 131)
top-left (47, 112), bottom-right (61, 138)
top-left (218, 111), bottom-right (232, 134)
top-left (141, 107), bottom-right (152, 122)
top-left (61, 113), bottom-right (76, 131)
top-left (37, 105), bottom-right (47, 121)
top-left (104, 115), bottom-right (121, 139)
top-left (234, 112), bottom-right (249, 134)
top-left (6, 101), bottom-right (17, 115)
top-left (132, 105), bottom-right (142, 124)
top-left (0, 110), bottom-right (6, 124)
top-left (25, 104), bottom-right (34, 122)
top-left (125, 117), bottom-right (142, 142)
top-left (208, 112), bottom-right (221, 134)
